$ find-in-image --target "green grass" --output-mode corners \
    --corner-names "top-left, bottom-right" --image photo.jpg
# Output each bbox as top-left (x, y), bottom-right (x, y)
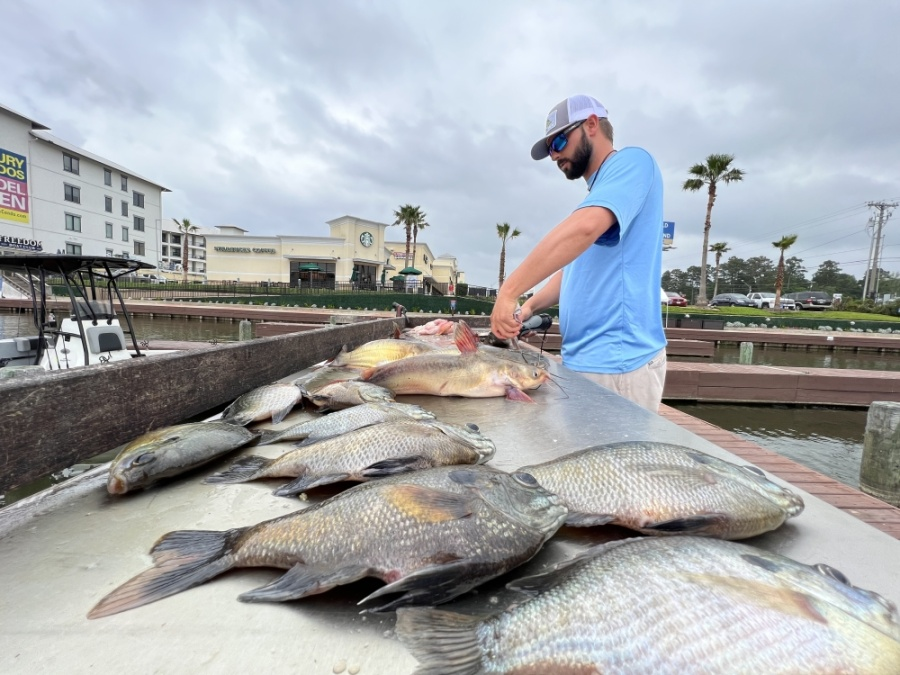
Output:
top-left (671, 306), bottom-right (900, 323)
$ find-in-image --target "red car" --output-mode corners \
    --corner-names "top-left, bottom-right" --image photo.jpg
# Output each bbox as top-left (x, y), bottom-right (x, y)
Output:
top-left (665, 291), bottom-right (688, 307)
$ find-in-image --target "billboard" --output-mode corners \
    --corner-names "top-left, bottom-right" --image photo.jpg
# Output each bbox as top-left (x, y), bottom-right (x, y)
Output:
top-left (663, 220), bottom-right (675, 249)
top-left (0, 149), bottom-right (29, 224)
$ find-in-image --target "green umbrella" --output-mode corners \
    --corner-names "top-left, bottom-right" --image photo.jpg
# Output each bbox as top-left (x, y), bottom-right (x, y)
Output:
top-left (399, 266), bottom-right (422, 275)
top-left (390, 275), bottom-right (407, 282)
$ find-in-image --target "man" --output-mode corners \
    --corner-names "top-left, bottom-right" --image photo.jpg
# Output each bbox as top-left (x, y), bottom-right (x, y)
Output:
top-left (489, 95), bottom-right (666, 411)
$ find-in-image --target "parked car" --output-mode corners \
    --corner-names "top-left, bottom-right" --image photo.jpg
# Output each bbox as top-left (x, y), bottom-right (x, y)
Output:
top-left (665, 291), bottom-right (688, 307)
top-left (708, 293), bottom-right (754, 307)
top-left (747, 292), bottom-right (796, 310)
top-left (138, 274), bottom-right (168, 284)
top-left (784, 291), bottom-right (833, 310)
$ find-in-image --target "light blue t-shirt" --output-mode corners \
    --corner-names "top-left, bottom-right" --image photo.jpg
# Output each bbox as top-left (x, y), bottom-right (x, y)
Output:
top-left (558, 146), bottom-right (666, 373)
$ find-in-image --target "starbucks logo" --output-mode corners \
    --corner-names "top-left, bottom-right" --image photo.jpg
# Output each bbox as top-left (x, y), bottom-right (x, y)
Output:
top-left (359, 232), bottom-right (374, 248)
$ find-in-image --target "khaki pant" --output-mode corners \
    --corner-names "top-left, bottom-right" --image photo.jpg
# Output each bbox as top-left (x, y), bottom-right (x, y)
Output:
top-left (574, 348), bottom-right (667, 413)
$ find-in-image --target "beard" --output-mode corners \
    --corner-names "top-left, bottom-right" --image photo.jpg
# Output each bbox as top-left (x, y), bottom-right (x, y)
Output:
top-left (557, 132), bottom-right (592, 180)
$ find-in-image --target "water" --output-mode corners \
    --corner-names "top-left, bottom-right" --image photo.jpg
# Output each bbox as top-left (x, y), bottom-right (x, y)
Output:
top-left (672, 403), bottom-right (866, 489)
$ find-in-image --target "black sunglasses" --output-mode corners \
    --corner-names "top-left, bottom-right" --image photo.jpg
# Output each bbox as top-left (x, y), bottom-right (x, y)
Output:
top-left (547, 120), bottom-right (585, 154)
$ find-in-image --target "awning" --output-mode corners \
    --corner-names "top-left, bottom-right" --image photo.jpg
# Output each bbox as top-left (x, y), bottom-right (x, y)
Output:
top-left (298, 263), bottom-right (322, 271)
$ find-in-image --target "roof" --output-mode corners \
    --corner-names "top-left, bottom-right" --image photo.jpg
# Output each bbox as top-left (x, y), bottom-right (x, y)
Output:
top-left (0, 103), bottom-right (49, 130)
top-left (30, 130), bottom-right (170, 192)
top-left (0, 254), bottom-right (154, 274)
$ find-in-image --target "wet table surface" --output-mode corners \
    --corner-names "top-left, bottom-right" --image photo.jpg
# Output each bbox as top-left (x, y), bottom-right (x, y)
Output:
top-left (2, 359), bottom-right (899, 674)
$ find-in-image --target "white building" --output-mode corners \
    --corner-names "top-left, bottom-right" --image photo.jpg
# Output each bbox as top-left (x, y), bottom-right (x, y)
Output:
top-left (0, 103), bottom-right (169, 261)
top-left (158, 218), bottom-right (219, 281)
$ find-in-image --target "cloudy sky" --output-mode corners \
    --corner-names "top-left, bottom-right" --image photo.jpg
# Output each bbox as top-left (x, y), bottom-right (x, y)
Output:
top-left (4, 1), bottom-right (899, 289)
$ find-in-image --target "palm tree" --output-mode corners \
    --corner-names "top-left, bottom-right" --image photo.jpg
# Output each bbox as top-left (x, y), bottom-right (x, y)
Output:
top-left (173, 218), bottom-right (198, 284)
top-left (773, 234), bottom-right (799, 309)
top-left (410, 208), bottom-right (429, 269)
top-left (496, 222), bottom-right (521, 288)
top-left (709, 242), bottom-right (730, 298)
top-left (683, 154), bottom-right (745, 305)
top-left (391, 204), bottom-right (424, 269)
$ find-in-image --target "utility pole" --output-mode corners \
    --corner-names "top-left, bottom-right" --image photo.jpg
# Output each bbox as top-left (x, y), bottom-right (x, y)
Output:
top-left (863, 201), bottom-right (898, 300)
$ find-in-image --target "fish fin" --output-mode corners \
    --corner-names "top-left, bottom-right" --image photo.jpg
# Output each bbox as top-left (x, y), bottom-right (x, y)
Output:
top-left (395, 607), bottom-right (484, 675)
top-left (382, 485), bottom-right (476, 523)
top-left (641, 513), bottom-right (728, 534)
top-left (239, 563), bottom-right (370, 603)
top-left (270, 403), bottom-right (298, 426)
top-left (362, 455), bottom-right (431, 477)
top-left (360, 366), bottom-right (377, 381)
top-left (392, 324), bottom-right (401, 339)
top-left (358, 559), bottom-right (479, 611)
top-left (453, 320), bottom-right (479, 355)
top-left (255, 430), bottom-right (283, 446)
top-left (87, 528), bottom-right (243, 619)
top-left (505, 387), bottom-right (535, 403)
top-left (203, 456), bottom-right (272, 484)
top-left (272, 473), bottom-right (349, 496)
top-left (564, 513), bottom-right (616, 527)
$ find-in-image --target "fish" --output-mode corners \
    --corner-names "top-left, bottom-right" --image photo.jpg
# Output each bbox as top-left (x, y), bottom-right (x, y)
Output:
top-left (107, 422), bottom-right (259, 494)
top-left (256, 401), bottom-right (436, 445)
top-left (396, 536), bottom-right (900, 675)
top-left (330, 337), bottom-right (438, 369)
top-left (302, 379), bottom-right (395, 410)
top-left (362, 320), bottom-right (548, 402)
top-left (291, 365), bottom-right (363, 393)
top-left (221, 382), bottom-right (304, 426)
top-left (518, 441), bottom-right (804, 539)
top-left (205, 419), bottom-right (497, 495)
top-left (87, 465), bottom-right (568, 619)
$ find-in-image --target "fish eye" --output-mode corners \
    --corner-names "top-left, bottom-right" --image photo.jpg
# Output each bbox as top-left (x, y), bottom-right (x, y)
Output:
top-left (512, 472), bottom-right (538, 487)
top-left (131, 453), bottom-right (156, 467)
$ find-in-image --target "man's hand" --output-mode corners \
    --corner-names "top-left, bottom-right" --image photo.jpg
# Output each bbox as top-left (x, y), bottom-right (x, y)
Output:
top-left (491, 298), bottom-right (532, 339)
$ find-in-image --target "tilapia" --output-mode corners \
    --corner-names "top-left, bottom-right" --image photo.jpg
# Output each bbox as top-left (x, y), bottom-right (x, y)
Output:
top-left (519, 441), bottom-right (804, 539)
top-left (330, 337), bottom-right (438, 369)
top-left (362, 320), bottom-right (548, 402)
top-left (257, 401), bottom-right (436, 445)
top-left (291, 365), bottom-right (362, 393)
top-left (302, 379), bottom-right (395, 410)
top-left (397, 536), bottom-right (900, 674)
top-left (87, 465), bottom-right (568, 619)
top-left (107, 422), bottom-right (259, 494)
top-left (221, 382), bottom-right (304, 426)
top-left (205, 420), bottom-right (496, 495)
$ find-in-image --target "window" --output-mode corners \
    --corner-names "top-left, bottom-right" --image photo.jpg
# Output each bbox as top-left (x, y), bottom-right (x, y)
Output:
top-left (162, 245), bottom-right (168, 256)
top-left (134, 241), bottom-right (145, 256)
top-left (65, 213), bottom-right (81, 231)
top-left (121, 175), bottom-right (128, 191)
top-left (63, 153), bottom-right (80, 174)
top-left (171, 246), bottom-right (181, 259)
top-left (121, 201), bottom-right (128, 217)
top-left (104, 168), bottom-right (112, 186)
top-left (64, 184), bottom-right (81, 203)
top-left (161, 232), bottom-right (169, 242)
top-left (122, 226), bottom-right (129, 242)
top-left (66, 243), bottom-right (82, 255)
top-left (121, 251), bottom-right (129, 259)
top-left (133, 191), bottom-right (144, 208)
top-left (105, 222), bottom-right (113, 238)
top-left (171, 234), bottom-right (181, 245)
top-left (106, 248), bottom-right (114, 257)
top-left (105, 195), bottom-right (113, 212)
top-left (133, 215), bottom-right (145, 231)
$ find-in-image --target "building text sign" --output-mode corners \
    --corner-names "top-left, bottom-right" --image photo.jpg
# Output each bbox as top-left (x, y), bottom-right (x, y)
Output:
top-left (0, 149), bottom-right (29, 224)
top-left (214, 246), bottom-right (277, 254)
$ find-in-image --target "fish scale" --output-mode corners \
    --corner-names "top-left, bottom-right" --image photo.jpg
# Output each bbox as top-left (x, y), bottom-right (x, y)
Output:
top-left (520, 441), bottom-right (804, 539)
top-left (397, 536), bottom-right (900, 674)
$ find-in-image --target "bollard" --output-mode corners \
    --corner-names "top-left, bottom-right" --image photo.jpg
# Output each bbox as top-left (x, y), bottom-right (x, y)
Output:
top-left (738, 341), bottom-right (753, 364)
top-left (859, 401), bottom-right (900, 507)
top-left (238, 319), bottom-right (253, 341)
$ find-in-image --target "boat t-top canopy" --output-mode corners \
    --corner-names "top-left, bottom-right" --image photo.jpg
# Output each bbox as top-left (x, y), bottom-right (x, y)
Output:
top-left (0, 254), bottom-right (154, 276)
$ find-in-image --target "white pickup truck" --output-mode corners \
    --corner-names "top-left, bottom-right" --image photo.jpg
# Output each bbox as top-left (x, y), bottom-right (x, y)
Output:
top-left (747, 292), bottom-right (796, 309)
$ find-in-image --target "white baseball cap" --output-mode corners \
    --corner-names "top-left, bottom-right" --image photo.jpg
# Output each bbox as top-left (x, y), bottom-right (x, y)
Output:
top-left (531, 95), bottom-right (609, 160)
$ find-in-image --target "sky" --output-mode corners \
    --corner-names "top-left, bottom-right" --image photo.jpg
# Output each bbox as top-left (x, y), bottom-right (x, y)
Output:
top-left (4, 0), bottom-right (900, 290)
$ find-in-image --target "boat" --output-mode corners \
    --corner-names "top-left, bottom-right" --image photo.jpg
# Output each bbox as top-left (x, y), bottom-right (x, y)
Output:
top-left (0, 254), bottom-right (154, 371)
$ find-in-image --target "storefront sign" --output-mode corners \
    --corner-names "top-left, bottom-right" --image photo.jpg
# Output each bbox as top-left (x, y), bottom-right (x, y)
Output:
top-left (0, 149), bottom-right (29, 224)
top-left (214, 246), bottom-right (277, 254)
top-left (0, 235), bottom-right (42, 251)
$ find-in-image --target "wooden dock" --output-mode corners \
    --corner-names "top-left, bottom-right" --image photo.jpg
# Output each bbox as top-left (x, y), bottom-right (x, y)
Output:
top-left (659, 404), bottom-right (900, 540)
top-left (664, 362), bottom-right (900, 406)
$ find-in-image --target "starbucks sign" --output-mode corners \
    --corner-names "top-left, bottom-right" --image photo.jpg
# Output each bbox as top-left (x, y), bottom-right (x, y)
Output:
top-left (359, 231), bottom-right (374, 248)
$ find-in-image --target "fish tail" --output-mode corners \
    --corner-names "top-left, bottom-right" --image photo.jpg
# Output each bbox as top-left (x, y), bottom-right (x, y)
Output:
top-left (395, 607), bottom-right (484, 675)
top-left (87, 528), bottom-right (245, 619)
top-left (203, 456), bottom-right (272, 484)
top-left (256, 430), bottom-right (281, 446)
